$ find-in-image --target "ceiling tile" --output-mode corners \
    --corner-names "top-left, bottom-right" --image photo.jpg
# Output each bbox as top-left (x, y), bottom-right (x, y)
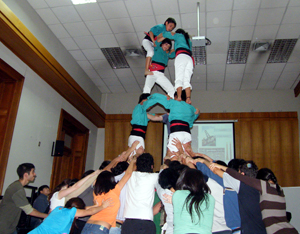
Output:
top-left (181, 13), bottom-right (205, 29)
top-left (125, 0), bottom-right (153, 17)
top-left (92, 60), bottom-right (117, 78)
top-left (279, 71), bottom-right (299, 80)
top-left (94, 34), bottom-right (119, 47)
top-left (191, 83), bottom-right (207, 91)
top-left (64, 22), bottom-right (91, 37)
top-left (245, 63), bottom-right (266, 73)
top-left (119, 76), bottom-right (137, 85)
top-left (240, 80), bottom-right (259, 90)
top-left (27, 0), bottom-right (48, 9)
top-left (289, 0), bottom-right (300, 7)
top-left (257, 80), bottom-right (276, 89)
top-left (91, 77), bottom-right (106, 87)
top-left (69, 50), bottom-right (86, 61)
top-left (282, 7), bottom-right (300, 24)
top-left (36, 8), bottom-right (60, 25)
top-left (59, 38), bottom-right (79, 50)
top-left (242, 72), bottom-right (262, 82)
top-left (291, 79), bottom-right (300, 89)
top-left (207, 0), bottom-right (233, 11)
top-left (225, 73), bottom-right (243, 82)
top-left (192, 72), bottom-right (206, 83)
top-left (99, 1), bottom-right (129, 19)
top-left (224, 81), bottom-right (241, 90)
top-left (103, 77), bottom-right (122, 86)
top-left (52, 6), bottom-right (81, 23)
top-left (115, 33), bottom-right (140, 47)
top-left (276, 24), bottom-right (300, 39)
top-left (264, 63), bottom-right (286, 73)
top-left (44, 0), bottom-right (71, 7)
top-left (124, 83), bottom-right (142, 93)
top-left (207, 54), bottom-right (227, 64)
top-left (156, 14), bottom-right (182, 29)
top-left (85, 20), bottom-right (112, 35)
top-left (226, 64), bottom-right (246, 73)
top-left (107, 85), bottom-right (126, 93)
top-left (108, 18), bottom-right (135, 34)
top-left (77, 60), bottom-right (93, 70)
top-left (252, 25), bottom-right (280, 40)
top-left (98, 86), bottom-right (111, 94)
top-left (261, 0), bottom-right (289, 8)
top-left (247, 51), bottom-right (270, 64)
top-left (284, 63), bottom-right (300, 73)
top-left (206, 41), bottom-right (229, 54)
top-left (207, 11), bottom-right (232, 28)
top-left (85, 69), bottom-right (101, 80)
top-left (207, 73), bottom-right (225, 82)
top-left (207, 82), bottom-right (224, 90)
top-left (230, 26), bottom-right (254, 40)
top-left (274, 80), bottom-right (295, 89)
top-left (260, 72), bottom-right (280, 81)
top-left (207, 64), bottom-right (226, 74)
top-left (48, 24), bottom-right (70, 38)
top-left (231, 9), bottom-right (258, 26)
top-left (288, 50), bottom-right (300, 63)
top-left (82, 49), bottom-right (105, 60)
top-left (193, 65), bottom-right (207, 74)
top-left (233, 0), bottom-right (261, 9)
top-left (256, 8), bottom-right (285, 25)
top-left (73, 36), bottom-right (98, 49)
top-left (152, 0), bottom-right (179, 15)
top-left (114, 68), bottom-right (134, 78)
top-left (75, 3), bottom-right (105, 21)
top-left (127, 57), bottom-right (145, 68)
top-left (179, 0), bottom-right (206, 14)
top-left (131, 16), bottom-right (157, 33)
top-left (207, 27), bottom-right (230, 42)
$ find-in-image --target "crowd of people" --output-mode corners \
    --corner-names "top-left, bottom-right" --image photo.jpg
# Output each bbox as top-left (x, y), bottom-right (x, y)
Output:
top-left (0, 17), bottom-right (298, 234)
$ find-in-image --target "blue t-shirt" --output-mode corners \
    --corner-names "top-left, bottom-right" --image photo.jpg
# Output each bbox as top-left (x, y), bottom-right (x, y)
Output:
top-left (29, 206), bottom-right (77, 234)
top-left (152, 41), bottom-right (175, 67)
top-left (163, 31), bottom-right (192, 51)
top-left (130, 103), bottom-right (150, 126)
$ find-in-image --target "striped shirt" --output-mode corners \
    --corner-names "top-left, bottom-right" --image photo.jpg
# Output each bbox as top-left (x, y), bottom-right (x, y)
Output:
top-left (226, 168), bottom-right (298, 234)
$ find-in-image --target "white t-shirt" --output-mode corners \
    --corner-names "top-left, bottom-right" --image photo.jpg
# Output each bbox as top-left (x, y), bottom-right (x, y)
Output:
top-left (115, 172), bottom-right (126, 221)
top-left (124, 171), bottom-right (158, 221)
top-left (50, 191), bottom-right (65, 211)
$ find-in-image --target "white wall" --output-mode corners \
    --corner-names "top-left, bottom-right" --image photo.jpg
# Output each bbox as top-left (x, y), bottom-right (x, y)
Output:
top-left (1, 42), bottom-right (98, 192)
top-left (3, 0), bottom-right (102, 107)
top-left (283, 187), bottom-right (300, 232)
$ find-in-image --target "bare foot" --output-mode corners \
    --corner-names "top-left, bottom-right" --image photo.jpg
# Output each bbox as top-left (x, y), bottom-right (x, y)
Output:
top-left (144, 70), bottom-right (154, 76)
top-left (186, 97), bottom-right (192, 104)
top-left (177, 97), bottom-right (182, 102)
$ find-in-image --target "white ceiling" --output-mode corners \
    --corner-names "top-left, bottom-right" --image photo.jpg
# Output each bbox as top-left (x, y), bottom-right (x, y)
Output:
top-left (27, 0), bottom-right (300, 94)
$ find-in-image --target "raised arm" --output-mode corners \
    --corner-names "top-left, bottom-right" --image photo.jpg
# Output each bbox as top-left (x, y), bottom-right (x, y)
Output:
top-left (194, 160), bottom-right (224, 186)
top-left (117, 156), bottom-right (137, 190)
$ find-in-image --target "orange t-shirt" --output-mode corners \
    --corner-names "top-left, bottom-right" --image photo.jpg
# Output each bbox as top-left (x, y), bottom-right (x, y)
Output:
top-left (89, 184), bottom-right (121, 227)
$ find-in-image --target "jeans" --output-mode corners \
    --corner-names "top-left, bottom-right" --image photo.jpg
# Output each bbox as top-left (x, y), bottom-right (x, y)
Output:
top-left (109, 227), bottom-right (121, 234)
top-left (82, 223), bottom-right (109, 234)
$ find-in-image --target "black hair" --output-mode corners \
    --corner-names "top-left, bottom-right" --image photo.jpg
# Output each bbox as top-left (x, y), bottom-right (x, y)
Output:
top-left (65, 197), bottom-right (86, 209)
top-left (94, 171), bottom-right (116, 195)
top-left (215, 160), bottom-right (227, 167)
top-left (286, 211), bottom-right (292, 222)
top-left (176, 168), bottom-right (210, 223)
top-left (38, 185), bottom-right (49, 194)
top-left (175, 28), bottom-right (191, 49)
top-left (68, 178), bottom-right (79, 187)
top-left (99, 160), bottom-right (111, 170)
top-left (136, 153), bottom-right (154, 173)
top-left (81, 170), bottom-right (95, 179)
top-left (138, 93), bottom-right (150, 104)
top-left (111, 161), bottom-right (129, 176)
top-left (239, 160), bottom-right (258, 178)
top-left (164, 17), bottom-right (177, 28)
top-left (17, 163), bottom-right (35, 179)
top-left (256, 168), bottom-right (281, 195)
top-left (228, 158), bottom-right (246, 172)
top-left (159, 168), bottom-right (179, 190)
top-left (174, 90), bottom-right (187, 101)
top-left (48, 178), bottom-right (71, 201)
top-left (160, 38), bottom-right (172, 52)
top-left (168, 160), bottom-right (181, 169)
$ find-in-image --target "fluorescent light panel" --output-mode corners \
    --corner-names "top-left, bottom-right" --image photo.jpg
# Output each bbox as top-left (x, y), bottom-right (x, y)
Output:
top-left (101, 47), bottom-right (130, 69)
top-left (71, 0), bottom-right (96, 5)
top-left (267, 39), bottom-right (298, 63)
top-left (227, 40), bottom-right (251, 64)
top-left (192, 46), bottom-right (207, 65)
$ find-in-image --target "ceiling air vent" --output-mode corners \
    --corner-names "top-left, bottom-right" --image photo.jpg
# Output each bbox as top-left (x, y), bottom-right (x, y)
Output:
top-left (267, 39), bottom-right (298, 63)
top-left (192, 46), bottom-right (206, 65)
top-left (252, 42), bottom-right (270, 52)
top-left (227, 40), bottom-right (251, 64)
top-left (101, 47), bottom-right (130, 69)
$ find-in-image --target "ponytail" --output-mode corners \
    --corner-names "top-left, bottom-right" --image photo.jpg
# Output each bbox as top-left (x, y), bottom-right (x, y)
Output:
top-left (175, 29), bottom-right (191, 49)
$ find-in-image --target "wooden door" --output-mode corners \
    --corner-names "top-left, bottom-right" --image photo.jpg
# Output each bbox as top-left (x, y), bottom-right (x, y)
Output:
top-left (50, 110), bottom-right (89, 190)
top-left (0, 59), bottom-right (24, 194)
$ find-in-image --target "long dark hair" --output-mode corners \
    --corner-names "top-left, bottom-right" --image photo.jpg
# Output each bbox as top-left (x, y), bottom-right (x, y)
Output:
top-left (175, 28), bottom-right (191, 49)
top-left (94, 171), bottom-right (116, 195)
top-left (256, 168), bottom-right (281, 195)
top-left (176, 168), bottom-right (210, 223)
top-left (48, 178), bottom-right (71, 201)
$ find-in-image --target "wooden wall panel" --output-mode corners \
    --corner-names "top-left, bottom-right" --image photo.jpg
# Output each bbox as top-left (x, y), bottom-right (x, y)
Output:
top-left (105, 112), bottom-right (300, 186)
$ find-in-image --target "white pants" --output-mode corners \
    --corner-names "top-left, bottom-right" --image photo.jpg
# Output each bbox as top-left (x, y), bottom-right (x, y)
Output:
top-left (128, 135), bottom-right (145, 156)
top-left (143, 71), bottom-right (175, 98)
top-left (174, 54), bottom-right (193, 90)
top-left (167, 131), bottom-right (192, 153)
top-left (142, 39), bottom-right (154, 57)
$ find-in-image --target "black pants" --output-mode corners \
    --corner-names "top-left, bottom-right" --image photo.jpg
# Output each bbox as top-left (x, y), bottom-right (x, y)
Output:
top-left (73, 219), bottom-right (87, 234)
top-left (121, 219), bottom-right (156, 234)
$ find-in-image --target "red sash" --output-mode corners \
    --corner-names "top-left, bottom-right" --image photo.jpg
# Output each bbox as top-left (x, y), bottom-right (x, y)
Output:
top-left (149, 63), bottom-right (165, 72)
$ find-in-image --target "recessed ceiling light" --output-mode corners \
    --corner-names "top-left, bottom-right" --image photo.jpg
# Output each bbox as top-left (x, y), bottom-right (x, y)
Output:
top-left (267, 39), bottom-right (298, 63)
top-left (71, 0), bottom-right (96, 5)
top-left (227, 40), bottom-right (251, 64)
top-left (101, 47), bottom-right (130, 69)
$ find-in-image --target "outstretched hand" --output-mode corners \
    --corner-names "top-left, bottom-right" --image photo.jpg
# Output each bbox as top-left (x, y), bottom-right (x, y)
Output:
top-left (163, 193), bottom-right (172, 204)
top-left (101, 198), bottom-right (114, 209)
